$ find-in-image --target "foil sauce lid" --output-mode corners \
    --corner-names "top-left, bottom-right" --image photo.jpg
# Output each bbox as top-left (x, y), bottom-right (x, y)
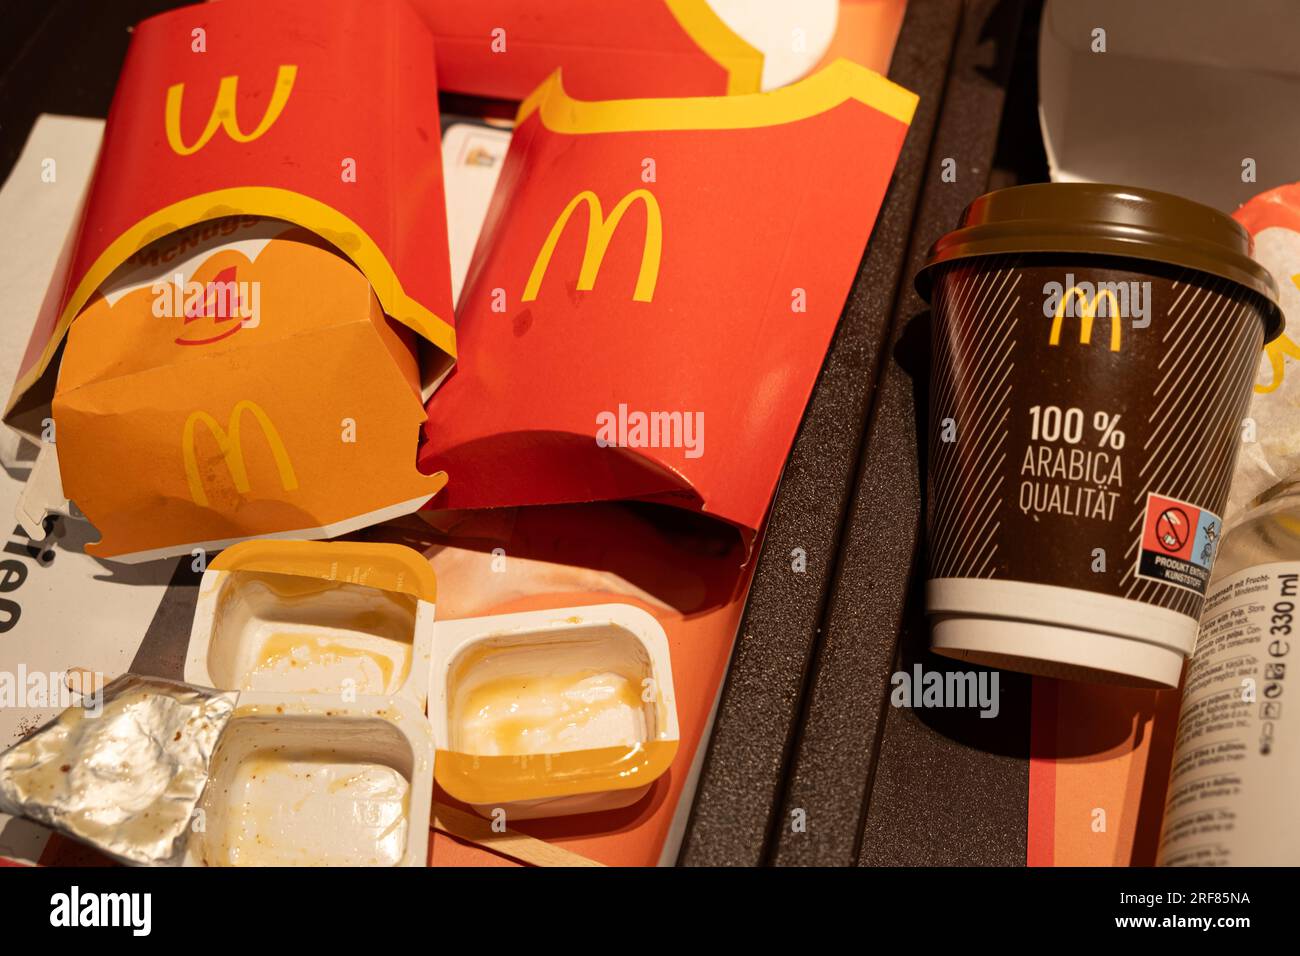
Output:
top-left (915, 182), bottom-right (1284, 342)
top-left (0, 675), bottom-right (238, 866)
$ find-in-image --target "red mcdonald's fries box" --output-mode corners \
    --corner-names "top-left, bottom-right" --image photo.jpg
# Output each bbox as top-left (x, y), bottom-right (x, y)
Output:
top-left (419, 60), bottom-right (916, 542)
top-left (415, 0), bottom-right (767, 100)
top-left (5, 0), bottom-right (456, 561)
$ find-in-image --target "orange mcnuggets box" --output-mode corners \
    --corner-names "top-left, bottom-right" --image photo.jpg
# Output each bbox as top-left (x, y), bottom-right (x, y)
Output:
top-left (25, 218), bottom-right (446, 561)
top-left (419, 60), bottom-right (916, 540)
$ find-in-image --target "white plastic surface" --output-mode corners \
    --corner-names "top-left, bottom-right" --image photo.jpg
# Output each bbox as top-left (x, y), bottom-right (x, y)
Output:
top-left (186, 565), bottom-right (434, 709)
top-left (184, 693), bottom-right (432, 867)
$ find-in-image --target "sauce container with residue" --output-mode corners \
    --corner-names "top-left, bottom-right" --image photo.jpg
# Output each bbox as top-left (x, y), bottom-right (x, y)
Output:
top-left (186, 539), bottom-right (436, 707)
top-left (184, 694), bottom-right (432, 867)
top-left (429, 604), bottom-right (679, 819)
top-left (184, 540), bottom-right (438, 865)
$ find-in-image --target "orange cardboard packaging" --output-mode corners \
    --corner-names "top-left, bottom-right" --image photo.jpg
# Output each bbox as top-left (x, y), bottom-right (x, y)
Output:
top-left (25, 218), bottom-right (446, 562)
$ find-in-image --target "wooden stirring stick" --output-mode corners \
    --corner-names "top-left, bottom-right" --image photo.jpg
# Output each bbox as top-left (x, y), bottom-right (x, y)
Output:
top-left (431, 802), bottom-right (605, 867)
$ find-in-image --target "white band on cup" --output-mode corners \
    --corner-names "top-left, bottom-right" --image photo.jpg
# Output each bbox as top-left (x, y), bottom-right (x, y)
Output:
top-left (926, 577), bottom-right (1198, 687)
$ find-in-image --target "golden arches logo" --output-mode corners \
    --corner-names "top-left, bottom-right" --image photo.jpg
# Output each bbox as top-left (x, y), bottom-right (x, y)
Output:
top-left (1258, 332), bottom-right (1300, 394)
top-left (1256, 273), bottom-right (1300, 394)
top-left (1048, 287), bottom-right (1122, 352)
top-left (522, 189), bottom-right (662, 303)
top-left (165, 65), bottom-right (297, 156)
top-left (183, 400), bottom-right (298, 507)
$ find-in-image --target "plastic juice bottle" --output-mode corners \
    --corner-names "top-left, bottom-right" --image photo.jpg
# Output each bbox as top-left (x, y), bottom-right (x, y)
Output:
top-left (1158, 485), bottom-right (1300, 865)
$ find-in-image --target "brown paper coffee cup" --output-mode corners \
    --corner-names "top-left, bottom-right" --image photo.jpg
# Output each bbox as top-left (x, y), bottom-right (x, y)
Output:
top-left (916, 184), bottom-right (1282, 687)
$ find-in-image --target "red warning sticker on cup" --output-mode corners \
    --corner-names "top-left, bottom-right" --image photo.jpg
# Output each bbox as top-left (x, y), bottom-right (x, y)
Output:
top-left (1135, 492), bottom-right (1222, 596)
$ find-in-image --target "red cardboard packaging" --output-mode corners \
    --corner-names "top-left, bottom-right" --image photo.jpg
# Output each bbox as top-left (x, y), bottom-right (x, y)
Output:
top-left (6, 0), bottom-right (457, 559)
top-left (8, 0), bottom-right (457, 426)
top-left (418, 61), bottom-right (916, 541)
top-left (415, 0), bottom-right (765, 101)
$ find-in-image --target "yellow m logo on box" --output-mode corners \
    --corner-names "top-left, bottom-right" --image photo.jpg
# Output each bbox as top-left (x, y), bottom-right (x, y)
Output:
top-left (1256, 274), bottom-right (1300, 393)
top-left (1048, 287), bottom-right (1123, 352)
top-left (183, 400), bottom-right (299, 507)
top-left (523, 189), bottom-right (662, 303)
top-left (165, 65), bottom-right (297, 156)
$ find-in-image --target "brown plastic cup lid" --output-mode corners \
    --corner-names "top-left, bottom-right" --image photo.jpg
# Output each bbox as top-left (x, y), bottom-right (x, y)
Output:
top-left (915, 182), bottom-right (1284, 341)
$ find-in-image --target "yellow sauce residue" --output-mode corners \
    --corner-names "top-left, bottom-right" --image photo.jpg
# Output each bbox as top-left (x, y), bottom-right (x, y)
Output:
top-left (246, 632), bottom-right (398, 694)
top-left (456, 670), bottom-right (646, 756)
top-left (440, 649), bottom-right (677, 804)
top-left (205, 752), bottom-right (409, 867)
top-left (213, 570), bottom-right (417, 695)
top-left (435, 740), bottom-right (678, 806)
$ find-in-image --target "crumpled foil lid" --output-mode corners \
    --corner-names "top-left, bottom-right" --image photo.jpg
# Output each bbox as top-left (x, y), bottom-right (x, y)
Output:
top-left (0, 674), bottom-right (237, 865)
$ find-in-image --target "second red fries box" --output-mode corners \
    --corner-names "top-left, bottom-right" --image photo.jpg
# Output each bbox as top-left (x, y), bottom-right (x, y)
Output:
top-left (420, 60), bottom-right (916, 543)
